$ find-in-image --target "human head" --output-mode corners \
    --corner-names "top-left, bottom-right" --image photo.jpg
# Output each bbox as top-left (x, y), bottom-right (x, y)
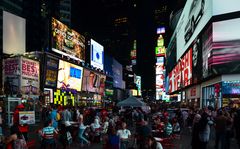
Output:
top-left (193, 114), bottom-right (201, 124)
top-left (122, 122), bottom-right (127, 129)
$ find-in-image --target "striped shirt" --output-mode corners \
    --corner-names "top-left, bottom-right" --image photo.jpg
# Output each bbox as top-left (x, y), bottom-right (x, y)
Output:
top-left (42, 126), bottom-right (55, 139)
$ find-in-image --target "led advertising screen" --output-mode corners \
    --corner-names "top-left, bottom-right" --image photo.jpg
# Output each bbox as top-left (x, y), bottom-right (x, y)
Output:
top-left (212, 0), bottom-right (240, 16)
top-left (90, 39), bottom-right (104, 70)
top-left (113, 58), bottom-right (123, 89)
top-left (222, 81), bottom-right (240, 95)
top-left (3, 11), bottom-right (26, 55)
top-left (82, 69), bottom-right (100, 93)
top-left (157, 27), bottom-right (166, 34)
top-left (104, 55), bottom-right (113, 77)
top-left (155, 46), bottom-right (166, 57)
top-left (156, 57), bottom-right (164, 75)
top-left (57, 60), bottom-right (83, 91)
top-left (202, 18), bottom-right (240, 78)
top-left (174, 0), bottom-right (212, 60)
top-left (169, 48), bottom-right (192, 93)
top-left (52, 18), bottom-right (85, 61)
top-left (45, 57), bottom-right (59, 87)
top-left (135, 76), bottom-right (142, 96)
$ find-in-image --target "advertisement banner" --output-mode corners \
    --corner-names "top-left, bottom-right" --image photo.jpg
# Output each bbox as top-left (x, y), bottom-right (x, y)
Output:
top-left (135, 76), bottom-right (142, 96)
top-left (113, 58), bottom-right (123, 89)
top-left (155, 46), bottom-right (166, 57)
top-left (21, 58), bottom-right (40, 97)
top-left (45, 57), bottom-right (59, 87)
top-left (57, 60), bottom-right (83, 91)
top-left (52, 18), bottom-right (85, 61)
top-left (172, 0), bottom-right (212, 61)
top-left (3, 58), bottom-right (21, 95)
top-left (90, 39), bottom-right (104, 70)
top-left (192, 37), bottom-right (202, 84)
top-left (169, 48), bottom-right (192, 93)
top-left (82, 69), bottom-right (100, 93)
top-left (19, 111), bottom-right (35, 125)
top-left (99, 75), bottom-right (106, 95)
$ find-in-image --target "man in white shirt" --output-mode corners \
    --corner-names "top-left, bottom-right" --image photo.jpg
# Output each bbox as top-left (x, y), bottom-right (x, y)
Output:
top-left (117, 122), bottom-right (131, 149)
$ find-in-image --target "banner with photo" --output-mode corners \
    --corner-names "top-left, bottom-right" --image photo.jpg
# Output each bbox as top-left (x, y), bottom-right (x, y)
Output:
top-left (45, 56), bottom-right (59, 88)
top-left (52, 18), bottom-right (85, 61)
top-left (21, 58), bottom-right (40, 98)
top-left (82, 69), bottom-right (100, 93)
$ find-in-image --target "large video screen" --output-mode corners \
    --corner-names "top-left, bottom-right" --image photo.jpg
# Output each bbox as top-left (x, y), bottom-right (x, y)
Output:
top-left (202, 18), bottom-right (240, 78)
top-left (112, 58), bottom-right (123, 89)
top-left (52, 18), bottom-right (85, 61)
top-left (3, 11), bottom-right (26, 55)
top-left (57, 60), bottom-right (83, 91)
top-left (222, 81), bottom-right (240, 95)
top-left (82, 69), bottom-right (100, 93)
top-left (90, 39), bottom-right (104, 70)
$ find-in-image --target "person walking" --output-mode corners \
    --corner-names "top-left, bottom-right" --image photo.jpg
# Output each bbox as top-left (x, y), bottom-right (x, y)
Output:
top-left (198, 112), bottom-right (213, 149)
top-left (78, 116), bottom-right (90, 147)
top-left (214, 110), bottom-right (227, 149)
top-left (50, 105), bottom-right (58, 130)
top-left (117, 122), bottom-right (131, 149)
top-left (40, 120), bottom-right (58, 149)
top-left (191, 114), bottom-right (201, 149)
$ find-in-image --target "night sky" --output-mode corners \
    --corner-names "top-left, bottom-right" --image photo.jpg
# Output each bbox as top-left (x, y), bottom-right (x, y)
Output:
top-left (71, 0), bottom-right (184, 92)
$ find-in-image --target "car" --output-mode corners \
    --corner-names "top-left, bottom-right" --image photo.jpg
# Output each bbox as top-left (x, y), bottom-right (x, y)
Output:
top-left (184, 0), bottom-right (205, 42)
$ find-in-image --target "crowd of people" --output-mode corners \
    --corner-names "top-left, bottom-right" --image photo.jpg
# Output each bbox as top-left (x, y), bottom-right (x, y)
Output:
top-left (0, 102), bottom-right (239, 149)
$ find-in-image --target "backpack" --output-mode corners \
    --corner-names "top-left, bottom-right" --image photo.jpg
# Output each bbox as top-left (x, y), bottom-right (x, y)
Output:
top-left (56, 112), bottom-right (61, 121)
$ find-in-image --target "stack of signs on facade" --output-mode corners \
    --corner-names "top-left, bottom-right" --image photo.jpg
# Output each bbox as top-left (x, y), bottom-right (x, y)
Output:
top-left (3, 57), bottom-right (40, 99)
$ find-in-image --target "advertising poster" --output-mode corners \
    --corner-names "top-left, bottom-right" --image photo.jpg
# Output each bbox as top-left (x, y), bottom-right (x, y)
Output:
top-left (57, 60), bottom-right (83, 91)
top-left (45, 57), bottom-right (59, 87)
top-left (192, 37), bottom-right (202, 84)
top-left (135, 76), bottom-right (142, 96)
top-left (52, 18), bottom-right (85, 61)
top-left (19, 111), bottom-right (35, 125)
top-left (3, 58), bottom-right (21, 95)
top-left (155, 46), bottom-right (166, 57)
top-left (21, 58), bottom-right (40, 98)
top-left (90, 39), bottom-right (104, 70)
top-left (104, 55), bottom-right (113, 77)
top-left (99, 75), bottom-right (106, 95)
top-left (82, 69), bottom-right (100, 93)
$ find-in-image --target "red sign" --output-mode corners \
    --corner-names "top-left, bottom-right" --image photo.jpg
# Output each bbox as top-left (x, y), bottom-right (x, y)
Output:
top-left (169, 48), bottom-right (192, 93)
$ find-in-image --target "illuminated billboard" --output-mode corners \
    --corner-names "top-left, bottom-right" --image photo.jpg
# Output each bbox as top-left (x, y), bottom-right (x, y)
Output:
top-left (130, 40), bottom-right (137, 60)
top-left (52, 18), bottom-right (85, 61)
top-left (57, 60), bottom-right (83, 91)
top-left (82, 69), bottom-right (100, 93)
top-left (135, 76), bottom-right (142, 96)
top-left (169, 48), bottom-right (192, 93)
top-left (90, 39), bottom-right (104, 70)
top-left (3, 11), bottom-right (26, 55)
top-left (45, 57), bottom-right (59, 87)
top-left (202, 18), bottom-right (240, 78)
top-left (157, 27), bottom-right (166, 34)
top-left (155, 46), bottom-right (166, 57)
top-left (171, 0), bottom-right (240, 61)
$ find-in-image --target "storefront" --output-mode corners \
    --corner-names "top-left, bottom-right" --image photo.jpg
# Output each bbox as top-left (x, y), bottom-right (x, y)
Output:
top-left (201, 74), bottom-right (240, 108)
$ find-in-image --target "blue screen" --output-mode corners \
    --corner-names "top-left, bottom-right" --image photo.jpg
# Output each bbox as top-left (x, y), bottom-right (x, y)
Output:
top-left (70, 67), bottom-right (81, 79)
